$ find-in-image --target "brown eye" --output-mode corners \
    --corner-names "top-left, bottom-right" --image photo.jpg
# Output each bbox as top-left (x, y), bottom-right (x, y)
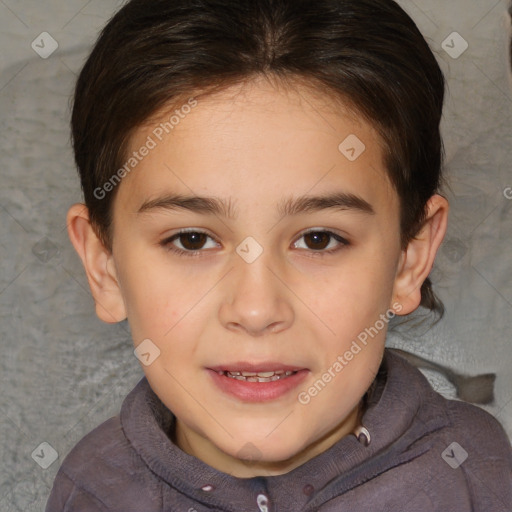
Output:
top-left (177, 232), bottom-right (208, 250)
top-left (303, 231), bottom-right (331, 250)
top-left (293, 230), bottom-right (349, 254)
top-left (160, 230), bottom-right (219, 256)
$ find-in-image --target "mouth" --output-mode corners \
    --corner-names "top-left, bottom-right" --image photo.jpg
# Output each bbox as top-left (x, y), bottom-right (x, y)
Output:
top-left (217, 369), bottom-right (298, 383)
top-left (208, 363), bottom-right (309, 402)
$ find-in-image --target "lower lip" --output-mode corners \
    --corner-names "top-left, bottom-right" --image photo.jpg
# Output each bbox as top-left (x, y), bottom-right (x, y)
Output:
top-left (208, 369), bottom-right (309, 402)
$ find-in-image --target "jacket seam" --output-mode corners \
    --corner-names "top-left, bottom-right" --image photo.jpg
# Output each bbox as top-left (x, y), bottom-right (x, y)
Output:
top-left (58, 469), bottom-right (110, 511)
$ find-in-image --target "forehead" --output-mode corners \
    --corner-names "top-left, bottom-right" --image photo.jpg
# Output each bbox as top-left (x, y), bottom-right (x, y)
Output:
top-left (114, 78), bottom-right (398, 218)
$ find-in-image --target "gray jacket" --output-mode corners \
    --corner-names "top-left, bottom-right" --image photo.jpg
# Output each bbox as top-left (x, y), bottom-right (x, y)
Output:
top-left (45, 349), bottom-right (512, 511)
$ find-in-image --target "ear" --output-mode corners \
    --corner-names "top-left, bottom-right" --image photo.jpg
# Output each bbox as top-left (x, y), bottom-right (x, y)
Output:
top-left (66, 203), bottom-right (127, 323)
top-left (392, 194), bottom-right (449, 315)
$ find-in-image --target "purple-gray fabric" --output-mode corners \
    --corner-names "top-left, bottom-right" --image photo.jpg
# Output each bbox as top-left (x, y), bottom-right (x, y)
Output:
top-left (45, 349), bottom-right (512, 511)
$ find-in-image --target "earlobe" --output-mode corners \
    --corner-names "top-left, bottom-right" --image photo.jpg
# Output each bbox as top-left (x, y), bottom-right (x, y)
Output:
top-left (66, 203), bottom-right (127, 323)
top-left (392, 194), bottom-right (449, 315)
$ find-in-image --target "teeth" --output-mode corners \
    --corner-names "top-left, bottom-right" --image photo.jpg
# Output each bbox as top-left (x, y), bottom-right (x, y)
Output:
top-left (222, 369), bottom-right (297, 382)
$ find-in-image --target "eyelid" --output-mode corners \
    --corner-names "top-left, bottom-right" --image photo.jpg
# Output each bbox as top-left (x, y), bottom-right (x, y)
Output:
top-left (298, 226), bottom-right (349, 237)
top-left (161, 227), bottom-right (218, 241)
top-left (160, 227), bottom-right (350, 258)
top-left (294, 227), bottom-right (350, 245)
top-left (159, 228), bottom-right (220, 255)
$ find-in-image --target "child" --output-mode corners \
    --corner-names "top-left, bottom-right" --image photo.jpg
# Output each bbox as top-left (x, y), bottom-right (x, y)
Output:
top-left (46, 0), bottom-right (512, 510)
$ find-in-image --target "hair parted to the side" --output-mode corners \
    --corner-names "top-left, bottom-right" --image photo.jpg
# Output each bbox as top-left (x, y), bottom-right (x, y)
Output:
top-left (71, 0), bottom-right (446, 317)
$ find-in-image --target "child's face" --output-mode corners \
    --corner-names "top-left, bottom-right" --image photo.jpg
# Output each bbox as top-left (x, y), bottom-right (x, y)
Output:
top-left (109, 78), bottom-right (404, 475)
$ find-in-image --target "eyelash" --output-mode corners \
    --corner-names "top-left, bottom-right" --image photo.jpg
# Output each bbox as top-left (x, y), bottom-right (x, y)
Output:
top-left (159, 229), bottom-right (350, 258)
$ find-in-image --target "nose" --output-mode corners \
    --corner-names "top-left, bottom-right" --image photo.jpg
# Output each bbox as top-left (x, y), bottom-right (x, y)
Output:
top-left (218, 249), bottom-right (294, 336)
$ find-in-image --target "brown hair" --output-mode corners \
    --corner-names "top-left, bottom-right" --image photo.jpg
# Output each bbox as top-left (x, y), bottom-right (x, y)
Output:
top-left (71, 0), bottom-right (445, 315)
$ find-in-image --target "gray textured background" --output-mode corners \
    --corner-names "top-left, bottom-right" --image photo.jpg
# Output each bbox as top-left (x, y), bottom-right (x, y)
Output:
top-left (0, 1), bottom-right (511, 510)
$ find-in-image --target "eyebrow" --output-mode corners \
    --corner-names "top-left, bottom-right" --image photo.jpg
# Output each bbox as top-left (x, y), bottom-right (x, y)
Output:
top-left (137, 192), bottom-right (375, 218)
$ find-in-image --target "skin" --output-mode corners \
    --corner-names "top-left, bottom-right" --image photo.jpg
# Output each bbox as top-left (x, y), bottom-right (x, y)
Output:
top-left (67, 76), bottom-right (449, 478)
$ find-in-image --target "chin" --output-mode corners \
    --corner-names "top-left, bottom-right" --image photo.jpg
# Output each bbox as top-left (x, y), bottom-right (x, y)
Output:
top-left (232, 432), bottom-right (307, 465)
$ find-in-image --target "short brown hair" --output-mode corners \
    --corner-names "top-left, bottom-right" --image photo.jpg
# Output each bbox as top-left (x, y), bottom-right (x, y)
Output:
top-left (71, 0), bottom-right (446, 314)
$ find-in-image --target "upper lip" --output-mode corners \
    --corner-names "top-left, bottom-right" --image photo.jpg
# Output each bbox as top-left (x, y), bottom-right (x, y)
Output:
top-left (209, 362), bottom-right (306, 373)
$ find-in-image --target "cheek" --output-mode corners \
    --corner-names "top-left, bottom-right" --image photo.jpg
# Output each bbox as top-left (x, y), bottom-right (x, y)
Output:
top-left (114, 254), bottom-right (177, 336)
top-left (304, 256), bottom-right (396, 331)
top-left (118, 264), bottom-right (214, 363)
top-left (353, 242), bottom-right (400, 306)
